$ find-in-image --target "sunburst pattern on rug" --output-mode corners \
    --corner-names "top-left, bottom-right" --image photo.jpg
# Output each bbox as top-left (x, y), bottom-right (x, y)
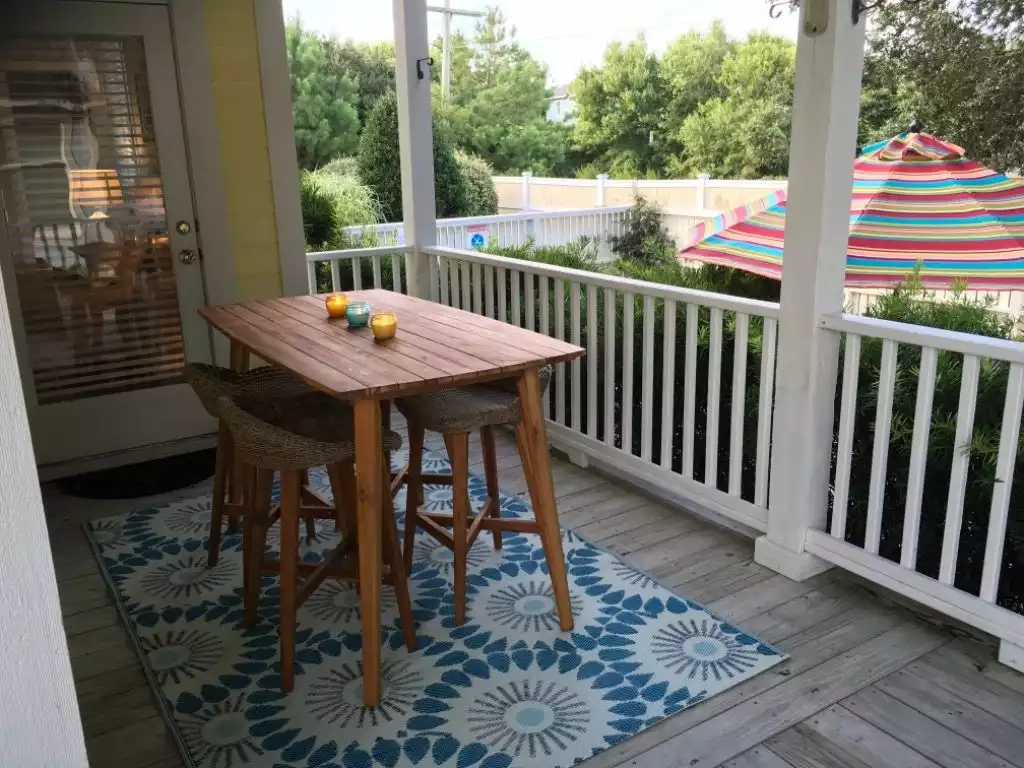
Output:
top-left (87, 449), bottom-right (785, 768)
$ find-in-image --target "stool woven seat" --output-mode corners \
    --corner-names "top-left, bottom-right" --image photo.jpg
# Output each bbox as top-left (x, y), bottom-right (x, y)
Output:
top-left (182, 362), bottom-right (312, 416)
top-left (395, 367), bottom-right (552, 433)
top-left (218, 392), bottom-right (402, 470)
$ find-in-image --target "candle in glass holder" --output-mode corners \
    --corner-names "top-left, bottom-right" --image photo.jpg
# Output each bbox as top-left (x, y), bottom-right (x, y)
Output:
top-left (325, 293), bottom-right (348, 319)
top-left (345, 300), bottom-right (371, 328)
top-left (370, 312), bottom-right (397, 342)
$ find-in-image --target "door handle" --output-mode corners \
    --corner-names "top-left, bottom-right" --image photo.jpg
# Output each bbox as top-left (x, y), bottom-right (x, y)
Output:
top-left (178, 248), bottom-right (196, 265)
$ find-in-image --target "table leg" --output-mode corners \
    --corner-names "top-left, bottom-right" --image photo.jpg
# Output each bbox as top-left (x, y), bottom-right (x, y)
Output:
top-left (354, 398), bottom-right (383, 707)
top-left (517, 368), bottom-right (574, 632)
top-left (226, 340), bottom-right (251, 534)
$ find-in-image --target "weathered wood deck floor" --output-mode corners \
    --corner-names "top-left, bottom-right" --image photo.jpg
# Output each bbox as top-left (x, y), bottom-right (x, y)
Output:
top-left (46, 418), bottom-right (1024, 768)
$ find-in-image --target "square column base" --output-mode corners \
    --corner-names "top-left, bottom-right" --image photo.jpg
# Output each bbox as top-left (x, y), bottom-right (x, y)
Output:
top-left (754, 536), bottom-right (833, 582)
top-left (999, 640), bottom-right (1024, 673)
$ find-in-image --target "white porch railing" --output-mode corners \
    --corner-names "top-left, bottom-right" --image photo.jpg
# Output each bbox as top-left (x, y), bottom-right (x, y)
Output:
top-left (341, 205), bottom-right (630, 255)
top-left (809, 312), bottom-right (1024, 662)
top-left (423, 245), bottom-right (781, 534)
top-left (301, 244), bottom-right (1024, 666)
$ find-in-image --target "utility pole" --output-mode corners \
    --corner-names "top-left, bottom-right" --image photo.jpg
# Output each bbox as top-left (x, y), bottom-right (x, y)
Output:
top-left (427, 1), bottom-right (484, 102)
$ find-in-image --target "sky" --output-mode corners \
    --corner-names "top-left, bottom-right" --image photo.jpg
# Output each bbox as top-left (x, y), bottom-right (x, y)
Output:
top-left (281, 0), bottom-right (799, 84)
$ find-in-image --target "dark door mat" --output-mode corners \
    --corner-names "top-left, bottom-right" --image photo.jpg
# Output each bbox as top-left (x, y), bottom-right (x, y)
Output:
top-left (56, 449), bottom-right (216, 499)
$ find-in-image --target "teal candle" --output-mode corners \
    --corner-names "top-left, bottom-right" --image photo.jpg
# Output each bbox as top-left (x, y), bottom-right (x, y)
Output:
top-left (345, 301), bottom-right (370, 328)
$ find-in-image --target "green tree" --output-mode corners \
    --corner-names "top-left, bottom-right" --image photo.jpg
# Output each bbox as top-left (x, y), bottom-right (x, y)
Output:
top-left (869, 0), bottom-right (1024, 171)
top-left (676, 32), bottom-right (796, 178)
top-left (570, 38), bottom-right (669, 178)
top-left (331, 41), bottom-right (396, 126)
top-left (431, 10), bottom-right (566, 174)
top-left (286, 21), bottom-right (360, 170)
top-left (357, 93), bottom-right (466, 221)
top-left (659, 22), bottom-right (734, 152)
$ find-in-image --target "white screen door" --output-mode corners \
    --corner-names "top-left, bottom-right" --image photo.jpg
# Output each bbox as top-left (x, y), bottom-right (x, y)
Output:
top-left (0, 2), bottom-right (214, 466)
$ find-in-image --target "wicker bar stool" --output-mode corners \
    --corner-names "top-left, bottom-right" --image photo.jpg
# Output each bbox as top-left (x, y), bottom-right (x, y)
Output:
top-left (217, 392), bottom-right (416, 693)
top-left (183, 363), bottom-right (316, 567)
top-left (397, 367), bottom-right (553, 625)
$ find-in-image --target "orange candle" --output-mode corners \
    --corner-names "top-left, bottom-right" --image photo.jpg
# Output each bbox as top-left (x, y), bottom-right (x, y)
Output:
top-left (370, 312), bottom-right (397, 341)
top-left (325, 293), bottom-right (348, 319)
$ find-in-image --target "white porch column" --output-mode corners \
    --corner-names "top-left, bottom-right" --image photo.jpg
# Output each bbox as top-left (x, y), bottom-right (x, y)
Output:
top-left (754, 0), bottom-right (866, 580)
top-left (394, 0), bottom-right (436, 299)
top-left (521, 171), bottom-right (533, 211)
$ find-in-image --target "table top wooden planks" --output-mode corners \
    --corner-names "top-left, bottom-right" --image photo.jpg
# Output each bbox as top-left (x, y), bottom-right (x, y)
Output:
top-left (199, 289), bottom-right (585, 399)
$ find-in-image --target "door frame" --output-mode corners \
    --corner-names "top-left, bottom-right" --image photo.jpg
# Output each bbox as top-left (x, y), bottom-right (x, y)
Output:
top-left (0, 1), bottom-right (219, 467)
top-left (168, 0), bottom-right (239, 318)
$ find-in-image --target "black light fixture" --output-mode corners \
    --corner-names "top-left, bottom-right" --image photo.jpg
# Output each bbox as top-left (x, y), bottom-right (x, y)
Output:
top-left (416, 57), bottom-right (434, 81)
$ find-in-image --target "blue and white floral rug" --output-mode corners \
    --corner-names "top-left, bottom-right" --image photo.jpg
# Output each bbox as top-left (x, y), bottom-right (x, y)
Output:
top-left (86, 449), bottom-right (785, 768)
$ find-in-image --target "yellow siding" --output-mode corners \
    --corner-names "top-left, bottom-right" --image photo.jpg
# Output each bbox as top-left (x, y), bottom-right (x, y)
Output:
top-left (203, 0), bottom-right (282, 300)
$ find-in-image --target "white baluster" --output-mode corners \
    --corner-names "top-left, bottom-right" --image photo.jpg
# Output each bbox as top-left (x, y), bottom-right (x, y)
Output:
top-left (683, 303), bottom-right (698, 478)
top-left (439, 256), bottom-right (450, 306)
top-left (865, 339), bottom-right (898, 555)
top-left (460, 261), bottom-right (472, 310)
top-left (485, 265), bottom-right (495, 318)
top-left (497, 267), bottom-right (508, 323)
top-left (307, 261), bottom-right (317, 294)
top-left (330, 259), bottom-right (341, 291)
top-left (705, 308), bottom-right (724, 488)
top-left (640, 295), bottom-right (656, 461)
top-left (511, 270), bottom-right (521, 326)
top-left (571, 282), bottom-right (582, 432)
top-left (587, 284), bottom-right (598, 439)
top-left (351, 257), bottom-right (362, 290)
top-left (729, 313), bottom-right (749, 496)
top-left (622, 293), bottom-right (635, 455)
top-left (525, 272), bottom-right (536, 331)
top-left (605, 287), bottom-right (617, 447)
top-left (754, 317), bottom-right (777, 508)
top-left (655, 299), bottom-right (678, 470)
top-left (372, 253), bottom-right (383, 289)
top-left (831, 333), bottom-right (861, 538)
top-left (391, 252), bottom-right (403, 293)
top-left (555, 279), bottom-right (566, 425)
top-left (472, 263), bottom-right (483, 314)
top-left (901, 346), bottom-right (938, 567)
top-left (939, 354), bottom-right (980, 585)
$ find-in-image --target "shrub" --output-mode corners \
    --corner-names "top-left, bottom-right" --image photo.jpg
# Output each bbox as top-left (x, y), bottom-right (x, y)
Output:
top-left (486, 236), bottom-right (600, 271)
top-left (299, 167), bottom-right (382, 250)
top-left (299, 170), bottom-right (338, 248)
top-left (358, 92), bottom-right (467, 221)
top-left (610, 195), bottom-right (676, 265)
top-left (320, 156), bottom-right (360, 180)
top-left (454, 151), bottom-right (499, 216)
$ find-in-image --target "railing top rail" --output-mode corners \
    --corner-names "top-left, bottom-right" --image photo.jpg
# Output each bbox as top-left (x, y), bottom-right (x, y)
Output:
top-left (491, 175), bottom-right (788, 190)
top-left (306, 245), bottom-right (411, 263)
top-left (426, 245), bottom-right (782, 318)
top-left (822, 311), bottom-right (1024, 364)
top-left (341, 204), bottom-right (633, 236)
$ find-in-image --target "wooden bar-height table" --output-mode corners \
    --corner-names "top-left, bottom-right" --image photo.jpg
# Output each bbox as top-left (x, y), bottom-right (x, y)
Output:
top-left (199, 289), bottom-right (584, 706)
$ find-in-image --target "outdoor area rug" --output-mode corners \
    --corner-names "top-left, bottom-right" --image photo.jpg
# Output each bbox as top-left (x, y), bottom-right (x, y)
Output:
top-left (86, 449), bottom-right (786, 768)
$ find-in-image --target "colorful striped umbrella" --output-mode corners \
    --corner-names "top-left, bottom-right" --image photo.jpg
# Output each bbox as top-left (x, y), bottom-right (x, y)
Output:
top-left (679, 132), bottom-right (1024, 289)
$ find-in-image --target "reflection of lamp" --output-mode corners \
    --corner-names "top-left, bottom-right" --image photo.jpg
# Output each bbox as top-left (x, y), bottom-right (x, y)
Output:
top-left (68, 169), bottom-right (122, 219)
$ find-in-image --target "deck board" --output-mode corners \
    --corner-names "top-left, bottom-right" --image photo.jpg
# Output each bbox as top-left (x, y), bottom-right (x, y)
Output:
top-left (45, 419), bottom-right (1024, 768)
